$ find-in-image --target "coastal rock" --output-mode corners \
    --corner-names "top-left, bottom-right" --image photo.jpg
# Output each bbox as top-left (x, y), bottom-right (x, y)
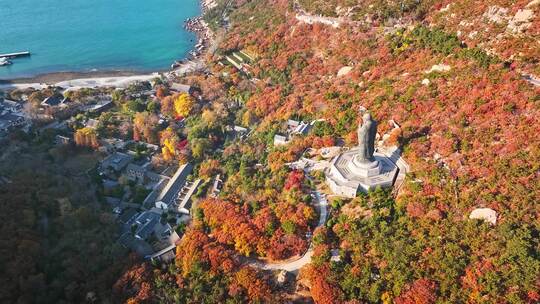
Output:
top-left (482, 5), bottom-right (535, 33)
top-left (203, 0), bottom-right (217, 10)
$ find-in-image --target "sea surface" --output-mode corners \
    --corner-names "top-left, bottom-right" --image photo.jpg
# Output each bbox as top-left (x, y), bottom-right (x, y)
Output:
top-left (0, 0), bottom-right (200, 79)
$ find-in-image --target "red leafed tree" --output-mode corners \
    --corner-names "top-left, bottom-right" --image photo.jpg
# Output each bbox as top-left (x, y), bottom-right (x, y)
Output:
top-left (284, 170), bottom-right (304, 190)
top-left (253, 207), bottom-right (277, 232)
top-left (113, 262), bottom-right (153, 303)
top-left (303, 264), bottom-right (344, 304)
top-left (199, 198), bottom-right (262, 256)
top-left (267, 231), bottom-right (307, 260)
top-left (394, 278), bottom-right (438, 304)
top-left (203, 241), bottom-right (237, 274)
top-left (406, 201), bottom-right (426, 218)
top-left (313, 135), bottom-right (336, 149)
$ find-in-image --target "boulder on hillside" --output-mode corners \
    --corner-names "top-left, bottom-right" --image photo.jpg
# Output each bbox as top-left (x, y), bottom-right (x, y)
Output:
top-left (483, 6), bottom-right (509, 24)
top-left (337, 66), bottom-right (353, 77)
top-left (425, 64), bottom-right (451, 73)
top-left (276, 270), bottom-right (288, 286)
top-left (526, 0), bottom-right (540, 8)
top-left (508, 9), bottom-right (534, 33)
top-left (469, 208), bottom-right (498, 225)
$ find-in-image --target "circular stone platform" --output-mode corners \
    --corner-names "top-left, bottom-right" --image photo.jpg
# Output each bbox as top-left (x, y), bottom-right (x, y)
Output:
top-left (325, 147), bottom-right (399, 198)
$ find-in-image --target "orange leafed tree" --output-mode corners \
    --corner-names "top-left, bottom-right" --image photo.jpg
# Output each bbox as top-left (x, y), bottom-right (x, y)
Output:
top-left (230, 267), bottom-right (272, 302)
top-left (173, 93), bottom-right (194, 118)
top-left (155, 85), bottom-right (168, 100)
top-left (303, 264), bottom-right (344, 304)
top-left (160, 95), bottom-right (174, 117)
top-left (133, 112), bottom-right (159, 143)
top-left (175, 228), bottom-right (238, 277)
top-left (199, 198), bottom-right (263, 256)
top-left (160, 127), bottom-right (179, 162)
top-left (198, 159), bottom-right (221, 179)
top-left (74, 127), bottom-right (98, 148)
top-left (113, 263), bottom-right (153, 303)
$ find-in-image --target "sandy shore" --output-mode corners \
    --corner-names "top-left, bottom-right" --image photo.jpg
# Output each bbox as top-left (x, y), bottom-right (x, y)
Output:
top-left (0, 59), bottom-right (208, 91)
top-left (0, 69), bottom-right (153, 84)
top-left (0, 70), bottom-right (163, 91)
top-left (57, 73), bottom-right (161, 90)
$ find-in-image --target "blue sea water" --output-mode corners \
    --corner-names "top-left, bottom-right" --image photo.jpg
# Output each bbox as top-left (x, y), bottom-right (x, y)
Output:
top-left (0, 0), bottom-right (200, 79)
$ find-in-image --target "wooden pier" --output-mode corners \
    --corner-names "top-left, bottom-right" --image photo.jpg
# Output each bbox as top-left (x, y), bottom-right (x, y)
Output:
top-left (0, 51), bottom-right (31, 59)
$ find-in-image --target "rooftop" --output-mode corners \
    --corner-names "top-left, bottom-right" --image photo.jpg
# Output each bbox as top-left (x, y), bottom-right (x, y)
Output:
top-left (274, 134), bottom-right (289, 145)
top-left (82, 99), bottom-right (113, 113)
top-left (0, 112), bottom-right (24, 123)
top-left (134, 211), bottom-right (161, 240)
top-left (1, 98), bottom-right (21, 109)
top-left (41, 94), bottom-right (68, 107)
top-left (170, 83), bottom-right (192, 93)
top-left (85, 118), bottom-right (99, 129)
top-left (155, 163), bottom-right (193, 209)
top-left (101, 152), bottom-right (133, 172)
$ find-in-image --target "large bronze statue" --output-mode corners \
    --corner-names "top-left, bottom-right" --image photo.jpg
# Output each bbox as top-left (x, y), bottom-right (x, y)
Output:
top-left (356, 112), bottom-right (377, 162)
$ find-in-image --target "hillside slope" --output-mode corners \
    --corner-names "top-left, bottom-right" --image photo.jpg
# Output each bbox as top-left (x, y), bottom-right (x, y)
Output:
top-left (116, 0), bottom-right (539, 302)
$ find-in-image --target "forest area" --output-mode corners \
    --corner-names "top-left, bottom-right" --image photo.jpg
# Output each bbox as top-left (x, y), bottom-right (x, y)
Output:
top-left (0, 130), bottom-right (128, 303)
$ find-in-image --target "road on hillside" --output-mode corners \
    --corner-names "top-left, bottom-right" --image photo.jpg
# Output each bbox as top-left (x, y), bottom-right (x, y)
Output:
top-left (248, 190), bottom-right (328, 273)
top-left (523, 74), bottom-right (540, 87)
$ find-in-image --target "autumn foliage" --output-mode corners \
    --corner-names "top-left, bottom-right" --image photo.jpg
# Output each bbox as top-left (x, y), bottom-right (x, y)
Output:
top-left (108, 0), bottom-right (540, 302)
top-left (113, 262), bottom-right (153, 304)
top-left (160, 92), bottom-right (194, 119)
top-left (394, 279), bottom-right (438, 304)
top-left (115, 228), bottom-right (275, 303)
top-left (74, 127), bottom-right (98, 148)
top-left (302, 264), bottom-right (344, 304)
top-left (133, 112), bottom-right (159, 143)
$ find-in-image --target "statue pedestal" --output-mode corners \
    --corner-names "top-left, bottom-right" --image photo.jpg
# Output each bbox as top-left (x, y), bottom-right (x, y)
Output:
top-left (325, 147), bottom-right (399, 198)
top-left (348, 156), bottom-right (381, 178)
top-left (324, 113), bottom-right (408, 198)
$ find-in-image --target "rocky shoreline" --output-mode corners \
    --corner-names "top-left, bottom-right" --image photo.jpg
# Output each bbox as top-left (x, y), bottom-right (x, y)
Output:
top-left (172, 4), bottom-right (214, 70)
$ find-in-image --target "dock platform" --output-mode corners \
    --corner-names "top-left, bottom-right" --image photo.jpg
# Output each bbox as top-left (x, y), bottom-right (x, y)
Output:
top-left (0, 51), bottom-right (31, 59)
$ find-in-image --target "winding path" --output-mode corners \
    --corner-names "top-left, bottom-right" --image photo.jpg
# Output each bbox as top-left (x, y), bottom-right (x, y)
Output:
top-left (249, 190), bottom-right (328, 273)
top-left (522, 74), bottom-right (540, 87)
